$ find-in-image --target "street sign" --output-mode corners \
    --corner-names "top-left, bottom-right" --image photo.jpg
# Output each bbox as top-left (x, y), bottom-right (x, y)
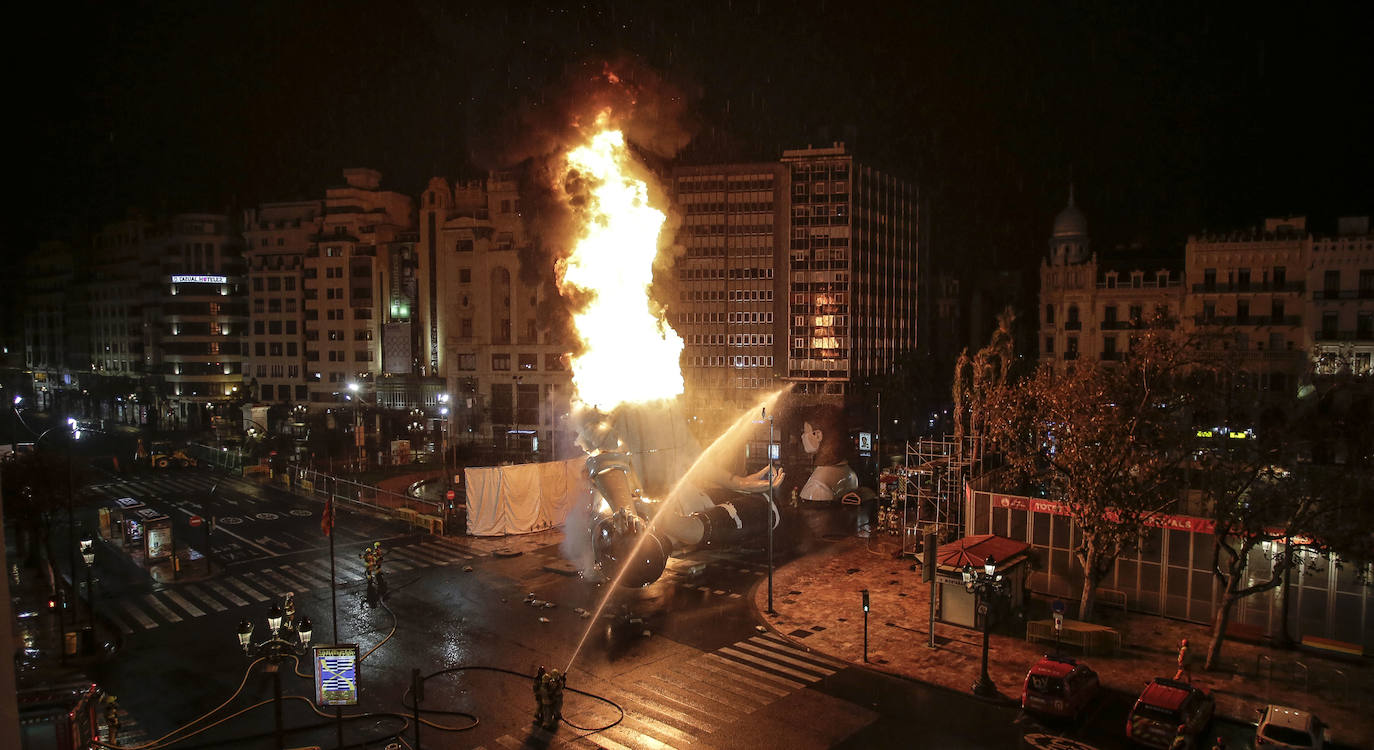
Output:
top-left (189, 516), bottom-right (203, 527)
top-left (313, 644), bottom-right (360, 706)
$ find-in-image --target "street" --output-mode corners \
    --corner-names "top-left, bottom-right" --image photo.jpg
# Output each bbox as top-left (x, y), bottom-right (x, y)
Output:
top-left (65, 467), bottom-right (1273, 749)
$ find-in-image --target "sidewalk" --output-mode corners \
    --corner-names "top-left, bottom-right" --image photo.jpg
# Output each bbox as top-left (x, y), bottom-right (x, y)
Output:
top-left (754, 531), bottom-right (1374, 748)
top-left (8, 538), bottom-right (120, 685)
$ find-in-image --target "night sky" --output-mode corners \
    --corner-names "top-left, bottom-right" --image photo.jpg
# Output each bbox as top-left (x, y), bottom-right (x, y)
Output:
top-left (10, 0), bottom-right (1373, 277)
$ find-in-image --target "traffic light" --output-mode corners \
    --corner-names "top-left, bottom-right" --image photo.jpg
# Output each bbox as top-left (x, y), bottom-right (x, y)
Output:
top-left (47, 595), bottom-right (57, 609)
top-left (861, 589), bottom-right (870, 612)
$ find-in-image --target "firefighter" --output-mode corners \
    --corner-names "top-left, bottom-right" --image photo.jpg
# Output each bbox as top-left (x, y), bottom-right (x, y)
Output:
top-left (282, 592), bottom-right (296, 632)
top-left (360, 545), bottom-right (377, 584)
top-left (1211, 737), bottom-right (1227, 750)
top-left (533, 666), bottom-right (548, 724)
top-left (1168, 724), bottom-right (1189, 750)
top-left (546, 668), bottom-right (565, 730)
top-left (371, 541), bottom-right (385, 577)
top-left (103, 693), bottom-right (121, 743)
top-left (1174, 638), bottom-right (1191, 682)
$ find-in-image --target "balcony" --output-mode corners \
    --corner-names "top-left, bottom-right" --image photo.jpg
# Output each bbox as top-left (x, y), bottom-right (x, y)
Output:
top-left (1315, 330), bottom-right (1374, 343)
top-left (1313, 289), bottom-right (1374, 301)
top-left (1192, 315), bottom-right (1301, 327)
top-left (1191, 281), bottom-right (1306, 294)
top-left (1063, 320), bottom-right (1082, 331)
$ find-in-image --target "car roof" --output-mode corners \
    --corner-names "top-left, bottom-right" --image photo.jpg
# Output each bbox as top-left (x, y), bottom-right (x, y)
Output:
top-left (1029, 655), bottom-right (1080, 678)
top-left (1264, 705), bottom-right (1315, 731)
top-left (1139, 678), bottom-right (1199, 711)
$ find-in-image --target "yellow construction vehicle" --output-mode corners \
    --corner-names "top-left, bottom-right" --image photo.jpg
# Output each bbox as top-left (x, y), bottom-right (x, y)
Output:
top-left (150, 441), bottom-right (198, 469)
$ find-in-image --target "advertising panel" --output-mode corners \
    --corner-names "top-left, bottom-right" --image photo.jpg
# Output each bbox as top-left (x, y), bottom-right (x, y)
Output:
top-left (313, 644), bottom-right (360, 706)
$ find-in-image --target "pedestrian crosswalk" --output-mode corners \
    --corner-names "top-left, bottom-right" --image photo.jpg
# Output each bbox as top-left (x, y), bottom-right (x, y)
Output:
top-left (101, 536), bottom-right (481, 633)
top-left (475, 632), bottom-right (846, 750)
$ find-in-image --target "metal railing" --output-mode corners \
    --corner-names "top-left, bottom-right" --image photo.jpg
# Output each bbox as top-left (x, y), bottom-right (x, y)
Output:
top-left (284, 464), bottom-right (447, 531)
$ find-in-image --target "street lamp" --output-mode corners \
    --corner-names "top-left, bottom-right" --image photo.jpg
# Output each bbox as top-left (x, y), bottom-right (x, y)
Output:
top-left (79, 535), bottom-right (95, 635)
top-left (962, 554), bottom-right (1008, 699)
top-left (237, 603), bottom-right (313, 750)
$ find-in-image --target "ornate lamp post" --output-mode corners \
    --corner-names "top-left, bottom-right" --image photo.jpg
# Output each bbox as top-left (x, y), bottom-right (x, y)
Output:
top-left (962, 554), bottom-right (1008, 699)
top-left (237, 602), bottom-right (312, 750)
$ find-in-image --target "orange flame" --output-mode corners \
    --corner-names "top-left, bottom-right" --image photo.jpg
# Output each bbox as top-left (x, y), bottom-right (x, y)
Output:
top-left (556, 113), bottom-right (683, 413)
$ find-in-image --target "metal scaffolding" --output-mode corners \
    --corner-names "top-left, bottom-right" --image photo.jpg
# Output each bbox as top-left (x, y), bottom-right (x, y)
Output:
top-left (898, 434), bottom-right (984, 556)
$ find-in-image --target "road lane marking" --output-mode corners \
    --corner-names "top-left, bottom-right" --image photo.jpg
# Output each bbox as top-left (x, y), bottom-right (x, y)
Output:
top-left (701, 652), bottom-right (803, 690)
top-left (161, 589), bottom-right (205, 617)
top-left (205, 580), bottom-right (248, 606)
top-left (179, 585), bottom-right (227, 612)
top-left (142, 594), bottom-right (183, 623)
top-left (735, 639), bottom-right (836, 677)
top-left (118, 601), bottom-right (157, 629)
top-left (718, 644), bottom-right (826, 682)
top-left (224, 578), bottom-right (272, 602)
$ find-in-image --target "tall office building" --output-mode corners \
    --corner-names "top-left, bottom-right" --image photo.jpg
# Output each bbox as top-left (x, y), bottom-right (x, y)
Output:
top-left (668, 162), bottom-right (788, 433)
top-left (144, 213), bottom-right (248, 428)
top-left (782, 143), bottom-right (923, 401)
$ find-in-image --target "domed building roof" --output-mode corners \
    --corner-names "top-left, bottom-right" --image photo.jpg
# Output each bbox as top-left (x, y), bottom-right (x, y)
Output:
top-left (1052, 185), bottom-right (1087, 238)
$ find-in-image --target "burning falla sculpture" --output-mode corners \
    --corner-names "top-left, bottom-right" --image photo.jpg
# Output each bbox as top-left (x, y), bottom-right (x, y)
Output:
top-left (552, 112), bottom-right (780, 587)
top-left (573, 399), bottom-right (782, 588)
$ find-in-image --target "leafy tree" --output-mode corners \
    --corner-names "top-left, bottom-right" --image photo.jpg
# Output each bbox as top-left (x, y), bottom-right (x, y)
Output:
top-left (981, 325), bottom-right (1201, 621)
top-left (1198, 355), bottom-right (1374, 669)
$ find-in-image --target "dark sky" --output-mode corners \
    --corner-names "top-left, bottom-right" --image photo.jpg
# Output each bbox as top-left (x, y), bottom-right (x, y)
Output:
top-left (10, 0), bottom-right (1373, 275)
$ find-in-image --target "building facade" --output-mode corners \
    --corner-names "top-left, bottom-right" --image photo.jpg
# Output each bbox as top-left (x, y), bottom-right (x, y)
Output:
top-left (1184, 216), bottom-right (1311, 394)
top-left (1039, 189), bottom-right (1186, 368)
top-left (668, 162), bottom-right (788, 434)
top-left (782, 143), bottom-right (923, 402)
top-left (1309, 215), bottom-right (1374, 374)
top-left (419, 171), bottom-right (573, 459)
top-left (244, 200), bottom-right (321, 407)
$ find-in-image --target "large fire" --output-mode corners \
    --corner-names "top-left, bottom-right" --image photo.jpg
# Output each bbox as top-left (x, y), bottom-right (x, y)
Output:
top-left (556, 113), bottom-right (684, 413)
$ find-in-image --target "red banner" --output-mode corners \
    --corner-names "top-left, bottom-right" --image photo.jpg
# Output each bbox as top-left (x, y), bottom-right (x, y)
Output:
top-left (988, 491), bottom-right (1311, 542)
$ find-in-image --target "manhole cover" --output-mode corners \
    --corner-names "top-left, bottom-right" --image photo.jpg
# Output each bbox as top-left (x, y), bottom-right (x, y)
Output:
top-left (219, 516), bottom-right (242, 525)
top-left (788, 629), bottom-right (812, 638)
top-left (493, 548), bottom-right (523, 558)
top-left (255, 512), bottom-right (279, 520)
top-left (289, 509), bottom-right (313, 517)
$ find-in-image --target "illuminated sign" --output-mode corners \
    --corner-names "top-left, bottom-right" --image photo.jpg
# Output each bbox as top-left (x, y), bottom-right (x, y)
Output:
top-left (858, 432), bottom-right (873, 451)
top-left (313, 644), bottom-right (360, 706)
top-left (171, 274), bottom-right (227, 284)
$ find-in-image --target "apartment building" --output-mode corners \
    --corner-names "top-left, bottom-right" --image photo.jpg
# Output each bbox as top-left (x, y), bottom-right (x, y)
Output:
top-left (419, 171), bottom-right (572, 458)
top-left (22, 241), bottom-right (80, 411)
top-left (1184, 216), bottom-right (1310, 394)
top-left (1309, 216), bottom-right (1374, 374)
top-left (782, 143), bottom-right (922, 402)
top-left (1039, 190), bottom-right (1186, 367)
top-left (668, 162), bottom-right (788, 433)
top-left (303, 169), bottom-right (414, 405)
top-left (244, 200), bottom-right (321, 405)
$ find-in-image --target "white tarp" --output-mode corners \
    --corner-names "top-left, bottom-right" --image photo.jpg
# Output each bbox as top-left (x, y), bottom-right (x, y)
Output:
top-left (464, 457), bottom-right (592, 536)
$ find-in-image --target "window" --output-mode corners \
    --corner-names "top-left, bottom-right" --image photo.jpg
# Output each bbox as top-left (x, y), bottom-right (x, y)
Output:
top-left (544, 353), bottom-right (565, 370)
top-left (457, 353), bottom-right (476, 371)
top-left (1322, 312), bottom-right (1338, 338)
top-left (267, 277), bottom-right (281, 291)
top-left (1325, 270), bottom-right (1341, 295)
top-left (1203, 302), bottom-right (1216, 321)
top-left (1273, 266), bottom-right (1286, 287)
top-left (1236, 300), bottom-right (1249, 323)
top-left (455, 239), bottom-right (473, 252)
top-left (253, 278), bottom-right (263, 292)
top-left (1360, 270), bottom-right (1374, 297)
top-left (1203, 268), bottom-right (1216, 292)
top-left (254, 321), bottom-right (265, 335)
top-left (255, 342), bottom-right (266, 356)
top-left (1045, 305), bottom-right (1055, 325)
top-left (1066, 337), bottom-right (1078, 358)
top-left (1271, 300), bottom-right (1284, 322)
top-left (1358, 312), bottom-right (1373, 339)
top-left (1102, 336), bottom-right (1117, 359)
top-left (1044, 336), bottom-right (1055, 354)
top-left (1237, 268), bottom-right (1250, 291)
top-left (460, 318), bottom-right (473, 338)
top-left (1104, 305), bottom-right (1118, 326)
top-left (492, 353), bottom-right (510, 371)
top-left (1129, 305), bottom-right (1142, 325)
top-left (518, 353), bottom-right (537, 370)
top-left (459, 268), bottom-right (471, 283)
top-left (286, 321), bottom-right (296, 334)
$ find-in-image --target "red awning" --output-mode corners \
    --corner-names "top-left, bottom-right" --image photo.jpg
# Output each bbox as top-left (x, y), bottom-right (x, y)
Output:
top-left (936, 534), bottom-right (1031, 573)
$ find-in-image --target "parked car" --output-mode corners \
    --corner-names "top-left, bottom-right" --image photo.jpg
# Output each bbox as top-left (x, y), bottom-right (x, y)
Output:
top-left (1255, 704), bottom-right (1325, 748)
top-left (1126, 677), bottom-right (1214, 748)
top-left (1021, 654), bottom-right (1100, 719)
